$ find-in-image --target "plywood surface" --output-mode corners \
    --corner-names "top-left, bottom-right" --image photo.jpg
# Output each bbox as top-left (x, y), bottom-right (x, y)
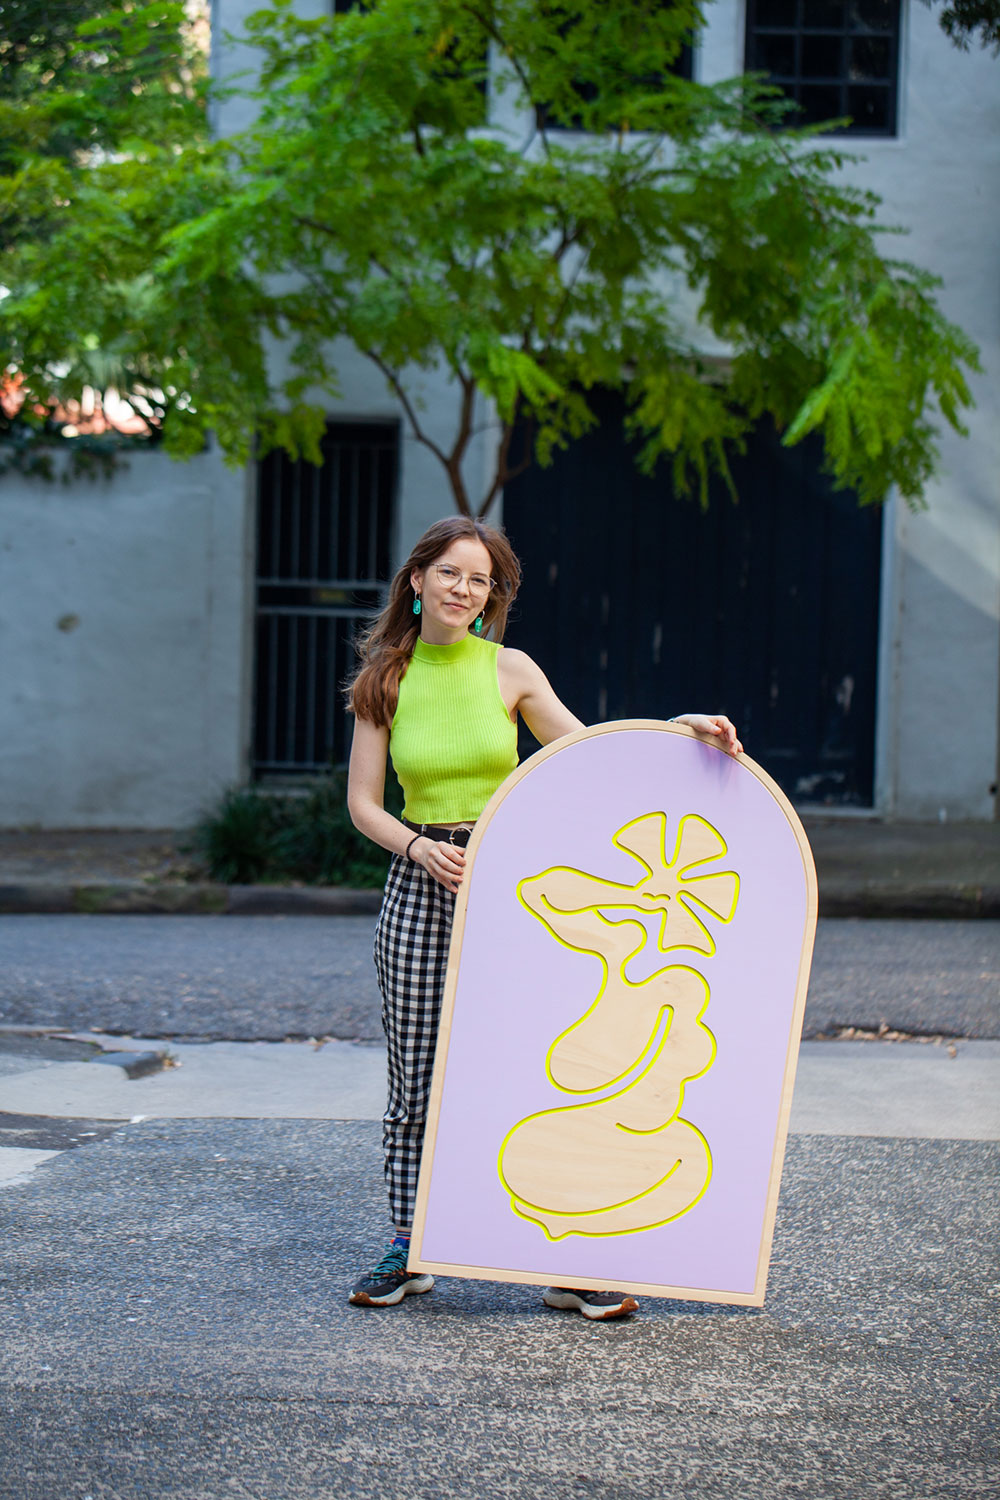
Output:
top-left (410, 721), bottom-right (817, 1304)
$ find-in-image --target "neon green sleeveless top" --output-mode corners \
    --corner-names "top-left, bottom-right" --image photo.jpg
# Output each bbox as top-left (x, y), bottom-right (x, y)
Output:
top-left (390, 635), bottom-right (518, 823)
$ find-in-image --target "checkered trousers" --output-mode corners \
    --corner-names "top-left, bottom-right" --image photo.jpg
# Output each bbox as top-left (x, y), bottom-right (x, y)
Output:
top-left (373, 853), bottom-right (456, 1230)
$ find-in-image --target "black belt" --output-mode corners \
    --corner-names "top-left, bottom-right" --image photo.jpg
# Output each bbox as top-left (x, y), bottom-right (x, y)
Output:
top-left (402, 818), bottom-right (473, 849)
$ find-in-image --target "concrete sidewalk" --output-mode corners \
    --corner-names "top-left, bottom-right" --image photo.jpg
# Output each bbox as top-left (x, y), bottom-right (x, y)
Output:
top-left (1, 818), bottom-right (998, 917)
top-left (1, 1032), bottom-right (998, 1169)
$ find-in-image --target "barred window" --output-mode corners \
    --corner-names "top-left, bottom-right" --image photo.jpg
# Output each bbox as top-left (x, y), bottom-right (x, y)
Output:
top-left (745, 0), bottom-right (901, 137)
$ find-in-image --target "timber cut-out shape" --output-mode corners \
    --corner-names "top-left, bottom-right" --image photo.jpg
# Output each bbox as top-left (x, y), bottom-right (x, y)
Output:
top-left (517, 815), bottom-right (736, 1093)
top-left (408, 721), bottom-right (818, 1308)
top-left (499, 964), bottom-right (716, 1238)
top-left (517, 812), bottom-right (738, 966)
top-left (496, 815), bottom-right (733, 1239)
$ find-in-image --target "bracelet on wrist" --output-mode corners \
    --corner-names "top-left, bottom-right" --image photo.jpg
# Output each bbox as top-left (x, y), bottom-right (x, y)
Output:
top-left (405, 833), bottom-right (424, 861)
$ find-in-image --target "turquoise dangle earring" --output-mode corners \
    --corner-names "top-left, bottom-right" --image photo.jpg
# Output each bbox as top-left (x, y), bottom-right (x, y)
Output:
top-left (474, 611), bottom-right (484, 634)
top-left (412, 592), bottom-right (421, 617)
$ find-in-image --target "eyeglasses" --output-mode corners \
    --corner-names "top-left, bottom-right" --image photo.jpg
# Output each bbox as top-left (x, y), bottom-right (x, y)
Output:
top-left (434, 563), bottom-right (495, 599)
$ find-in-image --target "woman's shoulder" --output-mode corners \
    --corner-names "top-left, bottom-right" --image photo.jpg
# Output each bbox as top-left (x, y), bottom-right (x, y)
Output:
top-left (496, 646), bottom-right (544, 683)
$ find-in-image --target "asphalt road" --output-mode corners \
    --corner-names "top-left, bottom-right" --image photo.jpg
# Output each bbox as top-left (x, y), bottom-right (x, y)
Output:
top-left (3, 1119), bottom-right (997, 1500)
top-left (0, 915), bottom-right (997, 1042)
top-left (2, 916), bottom-right (997, 1499)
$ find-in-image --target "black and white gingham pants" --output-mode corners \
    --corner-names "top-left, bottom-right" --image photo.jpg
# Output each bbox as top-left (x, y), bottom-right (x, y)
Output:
top-left (373, 854), bottom-right (456, 1230)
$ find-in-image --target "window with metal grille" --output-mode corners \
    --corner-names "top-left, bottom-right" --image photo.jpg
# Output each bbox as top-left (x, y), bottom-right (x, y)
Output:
top-left (745, 0), bottom-right (900, 137)
top-left (253, 423), bottom-right (397, 778)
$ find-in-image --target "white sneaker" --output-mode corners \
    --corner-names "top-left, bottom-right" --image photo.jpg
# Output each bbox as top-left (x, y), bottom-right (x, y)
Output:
top-left (542, 1287), bottom-right (639, 1320)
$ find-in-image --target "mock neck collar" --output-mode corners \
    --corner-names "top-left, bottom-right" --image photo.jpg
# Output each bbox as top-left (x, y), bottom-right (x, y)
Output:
top-left (412, 633), bottom-right (478, 664)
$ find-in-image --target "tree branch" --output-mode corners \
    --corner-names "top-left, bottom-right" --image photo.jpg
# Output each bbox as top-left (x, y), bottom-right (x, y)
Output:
top-left (460, 2), bottom-right (551, 159)
top-left (451, 372), bottom-right (476, 465)
top-left (440, 372), bottom-right (477, 515)
top-left (477, 401), bottom-right (535, 517)
top-left (363, 348), bottom-right (454, 473)
top-left (538, 233), bottom-right (588, 360)
top-left (293, 212), bottom-right (339, 240)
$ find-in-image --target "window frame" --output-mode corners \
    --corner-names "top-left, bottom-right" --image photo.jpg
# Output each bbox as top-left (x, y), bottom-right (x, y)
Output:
top-left (744, 0), bottom-right (901, 140)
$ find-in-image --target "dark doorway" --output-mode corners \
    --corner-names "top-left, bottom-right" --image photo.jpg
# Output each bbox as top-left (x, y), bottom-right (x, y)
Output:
top-left (502, 391), bottom-right (882, 805)
top-left (253, 422), bottom-right (397, 777)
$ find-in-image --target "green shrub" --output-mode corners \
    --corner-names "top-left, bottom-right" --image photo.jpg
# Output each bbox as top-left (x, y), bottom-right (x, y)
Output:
top-left (271, 776), bottom-right (398, 888)
top-left (192, 787), bottom-right (285, 885)
top-left (192, 770), bottom-right (403, 888)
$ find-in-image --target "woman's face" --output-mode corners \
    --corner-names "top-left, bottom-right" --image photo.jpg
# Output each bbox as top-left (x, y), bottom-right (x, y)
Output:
top-left (411, 537), bottom-right (494, 640)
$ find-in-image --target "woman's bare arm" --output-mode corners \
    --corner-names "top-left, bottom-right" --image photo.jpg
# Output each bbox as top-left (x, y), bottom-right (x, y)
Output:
top-left (346, 717), bottom-right (466, 893)
top-left (498, 649), bottom-right (584, 746)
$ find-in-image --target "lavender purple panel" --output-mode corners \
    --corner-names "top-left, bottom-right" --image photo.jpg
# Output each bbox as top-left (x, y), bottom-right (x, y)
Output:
top-left (416, 727), bottom-right (811, 1297)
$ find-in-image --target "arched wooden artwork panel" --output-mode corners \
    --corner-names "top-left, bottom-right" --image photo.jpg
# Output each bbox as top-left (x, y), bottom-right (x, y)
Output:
top-left (409, 722), bottom-right (817, 1305)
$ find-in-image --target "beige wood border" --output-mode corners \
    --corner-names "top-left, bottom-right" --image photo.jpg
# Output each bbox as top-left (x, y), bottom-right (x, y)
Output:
top-left (408, 720), bottom-right (818, 1304)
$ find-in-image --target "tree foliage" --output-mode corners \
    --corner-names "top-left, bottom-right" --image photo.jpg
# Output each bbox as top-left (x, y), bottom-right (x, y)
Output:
top-left (0, 1), bottom-right (208, 449)
top-left (0, 0), bottom-right (981, 512)
top-left (929, 0), bottom-right (1000, 52)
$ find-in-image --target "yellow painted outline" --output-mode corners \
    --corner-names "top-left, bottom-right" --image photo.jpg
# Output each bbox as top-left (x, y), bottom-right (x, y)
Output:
top-left (497, 984), bottom-right (716, 1177)
top-left (535, 914), bottom-right (669, 1093)
top-left (541, 958), bottom-right (714, 1096)
top-left (517, 809), bottom-right (741, 967)
top-left (496, 971), bottom-right (718, 1236)
top-left (500, 816), bottom-right (733, 1238)
top-left (507, 1120), bottom-right (715, 1242)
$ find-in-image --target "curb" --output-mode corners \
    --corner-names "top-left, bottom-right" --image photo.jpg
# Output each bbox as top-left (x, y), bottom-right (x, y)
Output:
top-left (0, 880), bottom-right (996, 918)
top-left (0, 882), bottom-right (382, 916)
top-left (818, 884), bottom-right (1000, 919)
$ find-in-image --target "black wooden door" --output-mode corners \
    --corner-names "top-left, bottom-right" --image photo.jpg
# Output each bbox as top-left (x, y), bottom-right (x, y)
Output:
top-left (502, 391), bottom-right (882, 805)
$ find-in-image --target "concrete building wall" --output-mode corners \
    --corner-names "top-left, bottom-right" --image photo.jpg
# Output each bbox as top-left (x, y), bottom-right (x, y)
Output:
top-left (2, 0), bottom-right (994, 826)
top-left (874, 17), bottom-right (1000, 820)
top-left (0, 449), bottom-right (254, 828)
top-left (704, 2), bottom-right (1000, 819)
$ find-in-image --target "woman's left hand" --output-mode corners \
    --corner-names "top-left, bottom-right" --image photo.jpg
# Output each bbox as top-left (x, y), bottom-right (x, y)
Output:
top-left (673, 714), bottom-right (743, 757)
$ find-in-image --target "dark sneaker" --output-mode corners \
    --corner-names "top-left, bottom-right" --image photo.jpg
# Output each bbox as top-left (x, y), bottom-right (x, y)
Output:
top-left (542, 1287), bottom-right (639, 1320)
top-left (348, 1243), bottom-right (434, 1307)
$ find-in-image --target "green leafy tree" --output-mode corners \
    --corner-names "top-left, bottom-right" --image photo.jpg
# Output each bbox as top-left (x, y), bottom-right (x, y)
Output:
top-left (0, 2), bottom-right (208, 449)
top-left (1, 0), bottom-right (980, 512)
top-left (929, 0), bottom-right (1000, 52)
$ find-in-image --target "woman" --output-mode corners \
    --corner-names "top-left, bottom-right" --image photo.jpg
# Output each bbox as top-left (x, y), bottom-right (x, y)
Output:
top-left (345, 516), bottom-right (741, 1318)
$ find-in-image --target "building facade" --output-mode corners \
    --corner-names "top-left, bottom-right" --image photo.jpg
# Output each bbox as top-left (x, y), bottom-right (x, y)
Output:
top-left (1, 0), bottom-right (997, 826)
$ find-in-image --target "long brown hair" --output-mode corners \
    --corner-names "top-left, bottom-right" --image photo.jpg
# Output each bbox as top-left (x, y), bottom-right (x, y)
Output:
top-left (346, 517), bottom-right (523, 726)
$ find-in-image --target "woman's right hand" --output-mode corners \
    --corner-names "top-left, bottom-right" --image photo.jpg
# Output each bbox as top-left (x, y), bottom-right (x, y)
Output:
top-left (413, 837), bottom-right (466, 894)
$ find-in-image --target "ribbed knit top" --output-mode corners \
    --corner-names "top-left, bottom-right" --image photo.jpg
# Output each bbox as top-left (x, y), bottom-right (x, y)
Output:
top-left (390, 634), bottom-right (518, 823)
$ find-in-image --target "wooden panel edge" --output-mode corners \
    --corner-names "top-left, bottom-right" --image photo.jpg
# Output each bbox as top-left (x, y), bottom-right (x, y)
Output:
top-left (405, 1257), bottom-right (764, 1305)
top-left (740, 754), bottom-right (819, 1301)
